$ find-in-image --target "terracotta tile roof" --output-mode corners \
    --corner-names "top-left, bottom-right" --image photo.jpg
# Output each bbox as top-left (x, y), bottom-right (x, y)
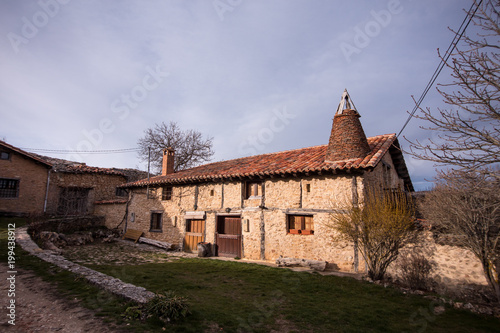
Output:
top-left (0, 140), bottom-right (52, 167)
top-left (124, 133), bottom-right (410, 188)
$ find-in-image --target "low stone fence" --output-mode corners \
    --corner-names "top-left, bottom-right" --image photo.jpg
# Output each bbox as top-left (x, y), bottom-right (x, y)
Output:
top-left (15, 227), bottom-right (155, 304)
top-left (28, 215), bottom-right (105, 234)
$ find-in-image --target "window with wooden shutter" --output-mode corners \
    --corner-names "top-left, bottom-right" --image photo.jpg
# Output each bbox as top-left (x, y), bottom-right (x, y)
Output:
top-left (287, 214), bottom-right (314, 235)
top-left (245, 181), bottom-right (262, 199)
top-left (162, 186), bottom-right (172, 200)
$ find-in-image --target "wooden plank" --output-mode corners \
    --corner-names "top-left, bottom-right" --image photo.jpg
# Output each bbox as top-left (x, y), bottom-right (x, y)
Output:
top-left (122, 229), bottom-right (143, 243)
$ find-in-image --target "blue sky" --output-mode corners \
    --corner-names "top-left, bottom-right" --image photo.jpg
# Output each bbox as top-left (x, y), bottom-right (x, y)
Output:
top-left (0, 0), bottom-right (474, 190)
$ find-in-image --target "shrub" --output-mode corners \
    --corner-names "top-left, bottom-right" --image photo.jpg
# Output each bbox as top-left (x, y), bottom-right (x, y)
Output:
top-left (145, 290), bottom-right (190, 323)
top-left (397, 251), bottom-right (434, 290)
top-left (123, 306), bottom-right (143, 321)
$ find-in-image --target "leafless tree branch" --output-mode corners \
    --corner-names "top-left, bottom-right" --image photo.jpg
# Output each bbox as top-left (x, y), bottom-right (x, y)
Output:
top-left (137, 121), bottom-right (214, 173)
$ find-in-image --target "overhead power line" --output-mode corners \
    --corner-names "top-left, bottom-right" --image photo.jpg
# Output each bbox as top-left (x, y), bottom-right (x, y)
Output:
top-left (397, 0), bottom-right (482, 138)
top-left (20, 147), bottom-right (141, 154)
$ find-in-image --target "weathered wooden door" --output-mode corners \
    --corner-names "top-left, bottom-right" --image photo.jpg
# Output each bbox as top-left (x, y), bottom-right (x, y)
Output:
top-left (216, 217), bottom-right (242, 257)
top-left (183, 219), bottom-right (205, 253)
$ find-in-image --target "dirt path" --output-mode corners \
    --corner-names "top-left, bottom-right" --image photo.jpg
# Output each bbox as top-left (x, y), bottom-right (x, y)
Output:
top-left (0, 262), bottom-right (126, 333)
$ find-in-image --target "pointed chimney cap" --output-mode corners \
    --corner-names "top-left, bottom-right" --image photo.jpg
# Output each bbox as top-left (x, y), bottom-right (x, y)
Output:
top-left (325, 89), bottom-right (370, 162)
top-left (336, 89), bottom-right (359, 116)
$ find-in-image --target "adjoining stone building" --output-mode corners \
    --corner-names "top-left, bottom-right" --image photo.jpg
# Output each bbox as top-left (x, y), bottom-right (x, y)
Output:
top-left (0, 140), bottom-right (52, 216)
top-left (0, 140), bottom-right (146, 217)
top-left (103, 90), bottom-right (413, 270)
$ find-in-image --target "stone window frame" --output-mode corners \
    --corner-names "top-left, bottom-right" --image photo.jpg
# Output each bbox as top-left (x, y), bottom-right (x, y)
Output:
top-left (162, 186), bottom-right (172, 201)
top-left (0, 178), bottom-right (19, 198)
top-left (286, 214), bottom-right (314, 235)
top-left (245, 181), bottom-right (262, 199)
top-left (150, 211), bottom-right (163, 232)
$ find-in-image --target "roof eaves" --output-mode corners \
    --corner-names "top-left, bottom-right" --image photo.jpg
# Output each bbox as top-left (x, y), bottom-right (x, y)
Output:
top-left (0, 140), bottom-right (52, 167)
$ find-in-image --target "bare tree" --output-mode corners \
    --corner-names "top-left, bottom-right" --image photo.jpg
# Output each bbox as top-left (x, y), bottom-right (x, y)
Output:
top-left (330, 189), bottom-right (416, 280)
top-left (422, 169), bottom-right (500, 302)
top-left (408, 0), bottom-right (500, 176)
top-left (137, 121), bottom-right (214, 173)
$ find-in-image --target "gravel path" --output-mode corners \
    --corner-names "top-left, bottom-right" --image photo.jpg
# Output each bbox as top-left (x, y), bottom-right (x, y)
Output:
top-left (0, 262), bottom-right (126, 333)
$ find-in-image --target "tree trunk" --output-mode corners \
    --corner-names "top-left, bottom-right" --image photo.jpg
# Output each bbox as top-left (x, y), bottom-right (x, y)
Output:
top-left (275, 256), bottom-right (327, 271)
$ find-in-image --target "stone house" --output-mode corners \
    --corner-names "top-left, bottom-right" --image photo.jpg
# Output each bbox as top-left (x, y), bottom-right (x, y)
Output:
top-left (100, 91), bottom-right (413, 270)
top-left (0, 140), bottom-right (146, 217)
top-left (0, 140), bottom-right (52, 216)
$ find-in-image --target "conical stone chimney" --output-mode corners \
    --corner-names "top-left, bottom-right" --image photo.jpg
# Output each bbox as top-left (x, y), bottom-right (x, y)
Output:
top-left (325, 89), bottom-right (371, 162)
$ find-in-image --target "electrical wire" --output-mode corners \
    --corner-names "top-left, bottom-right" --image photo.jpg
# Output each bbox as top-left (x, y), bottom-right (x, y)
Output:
top-left (397, 0), bottom-right (482, 138)
top-left (19, 147), bottom-right (141, 154)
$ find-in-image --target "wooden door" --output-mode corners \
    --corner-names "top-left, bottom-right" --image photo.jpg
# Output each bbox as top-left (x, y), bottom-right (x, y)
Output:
top-left (183, 219), bottom-right (205, 253)
top-left (216, 217), bottom-right (242, 257)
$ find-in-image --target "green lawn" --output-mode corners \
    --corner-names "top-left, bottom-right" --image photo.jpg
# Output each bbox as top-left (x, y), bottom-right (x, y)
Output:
top-left (89, 259), bottom-right (500, 333)
top-left (1, 217), bottom-right (499, 332)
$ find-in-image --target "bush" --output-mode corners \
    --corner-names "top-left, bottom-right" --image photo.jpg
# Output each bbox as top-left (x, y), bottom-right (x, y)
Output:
top-left (145, 290), bottom-right (190, 323)
top-left (397, 251), bottom-right (434, 290)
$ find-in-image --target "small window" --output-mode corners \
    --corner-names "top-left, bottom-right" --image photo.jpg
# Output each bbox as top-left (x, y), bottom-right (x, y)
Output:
top-left (287, 214), bottom-right (314, 235)
top-left (150, 212), bottom-right (163, 232)
top-left (210, 189), bottom-right (214, 196)
top-left (306, 184), bottom-right (311, 192)
top-left (116, 187), bottom-right (127, 197)
top-left (0, 178), bottom-right (19, 198)
top-left (245, 181), bottom-right (262, 199)
top-left (0, 152), bottom-right (10, 160)
top-left (162, 186), bottom-right (172, 200)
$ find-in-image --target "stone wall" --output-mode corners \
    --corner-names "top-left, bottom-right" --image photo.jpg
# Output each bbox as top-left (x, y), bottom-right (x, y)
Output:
top-left (363, 154), bottom-right (405, 190)
top-left (94, 201), bottom-right (127, 230)
top-left (123, 174), bottom-right (367, 269)
top-left (387, 231), bottom-right (488, 289)
top-left (0, 151), bottom-right (50, 216)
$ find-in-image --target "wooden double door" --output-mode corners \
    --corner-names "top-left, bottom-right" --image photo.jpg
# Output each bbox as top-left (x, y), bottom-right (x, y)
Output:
top-left (216, 216), bottom-right (242, 258)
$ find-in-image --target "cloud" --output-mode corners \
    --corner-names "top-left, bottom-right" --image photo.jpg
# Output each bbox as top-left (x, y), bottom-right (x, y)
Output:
top-left (0, 0), bottom-right (473, 189)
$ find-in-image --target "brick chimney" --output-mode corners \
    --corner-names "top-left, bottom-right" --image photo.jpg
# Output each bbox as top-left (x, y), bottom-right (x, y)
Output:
top-left (325, 89), bottom-right (371, 162)
top-left (161, 147), bottom-right (175, 176)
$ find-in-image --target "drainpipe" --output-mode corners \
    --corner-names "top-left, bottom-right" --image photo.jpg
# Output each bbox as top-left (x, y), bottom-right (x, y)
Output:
top-left (43, 169), bottom-right (51, 214)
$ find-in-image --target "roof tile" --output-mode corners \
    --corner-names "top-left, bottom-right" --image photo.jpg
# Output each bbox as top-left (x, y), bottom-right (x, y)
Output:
top-left (124, 133), bottom-right (398, 188)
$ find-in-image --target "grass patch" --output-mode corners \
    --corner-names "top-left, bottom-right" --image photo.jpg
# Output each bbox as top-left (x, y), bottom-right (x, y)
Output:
top-left (89, 259), bottom-right (500, 332)
top-left (2, 217), bottom-right (499, 332)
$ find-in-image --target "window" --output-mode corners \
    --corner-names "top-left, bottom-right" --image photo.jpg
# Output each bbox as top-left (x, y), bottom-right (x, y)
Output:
top-left (162, 186), bottom-right (172, 200)
top-left (0, 152), bottom-right (10, 160)
top-left (287, 214), bottom-right (314, 235)
top-left (305, 183), bottom-right (311, 192)
top-left (245, 181), bottom-right (262, 199)
top-left (115, 187), bottom-right (128, 197)
top-left (150, 212), bottom-right (163, 232)
top-left (0, 178), bottom-right (19, 198)
top-left (57, 187), bottom-right (90, 215)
